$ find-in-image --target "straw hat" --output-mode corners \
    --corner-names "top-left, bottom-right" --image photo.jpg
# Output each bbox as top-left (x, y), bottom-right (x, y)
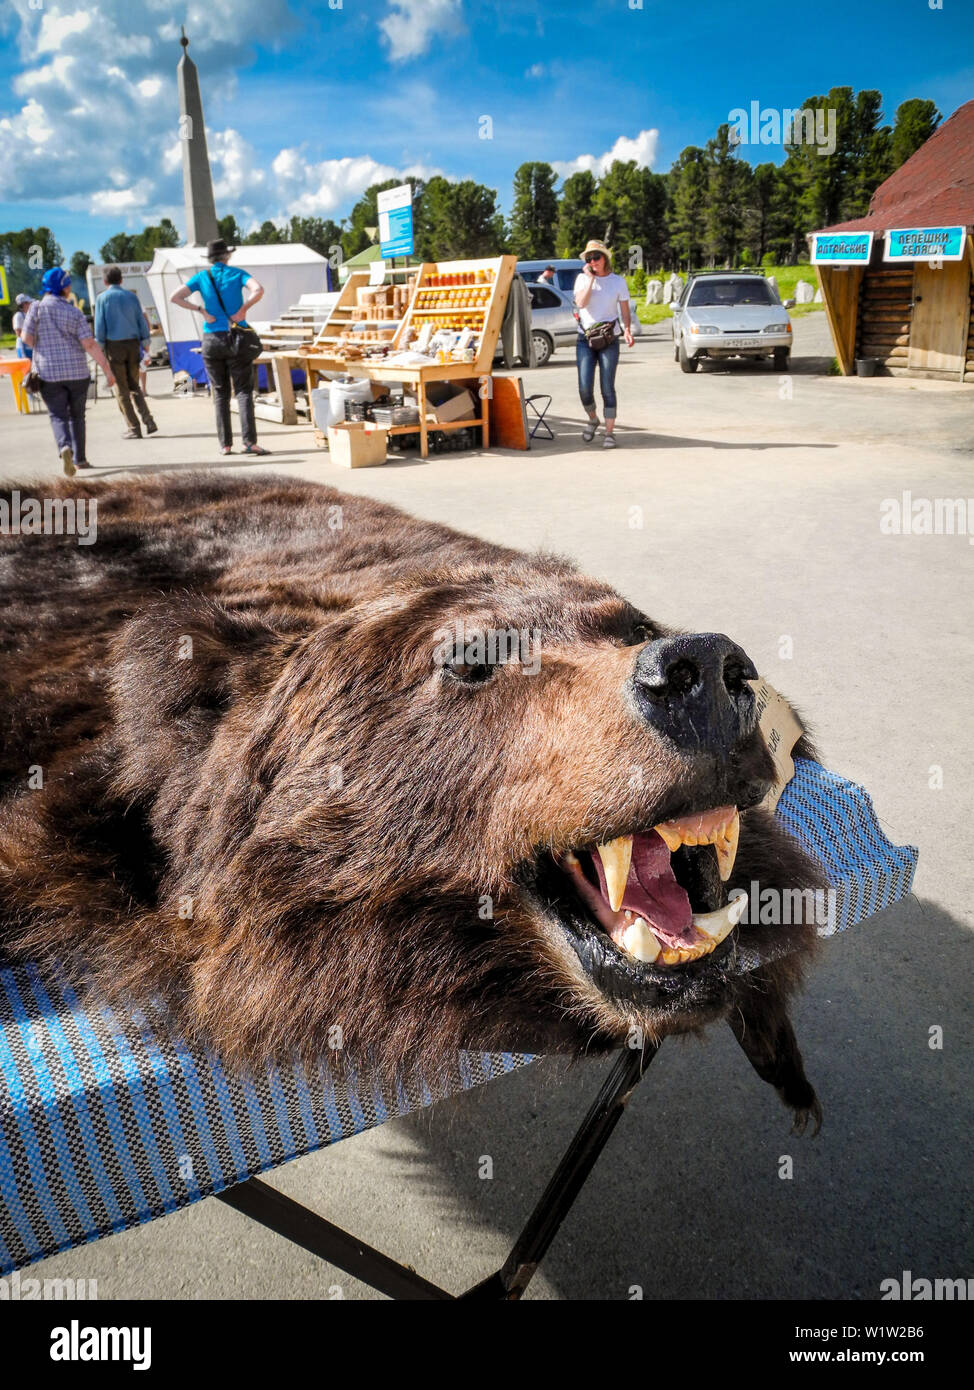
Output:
top-left (582, 239), bottom-right (612, 264)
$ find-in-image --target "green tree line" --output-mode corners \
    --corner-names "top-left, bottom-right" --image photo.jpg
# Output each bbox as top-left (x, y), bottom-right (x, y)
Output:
top-left (2, 89), bottom-right (941, 332)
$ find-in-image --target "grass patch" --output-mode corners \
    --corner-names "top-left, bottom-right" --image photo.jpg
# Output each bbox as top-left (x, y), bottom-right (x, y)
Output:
top-left (627, 263), bottom-right (825, 322)
top-left (0, 333), bottom-right (16, 350)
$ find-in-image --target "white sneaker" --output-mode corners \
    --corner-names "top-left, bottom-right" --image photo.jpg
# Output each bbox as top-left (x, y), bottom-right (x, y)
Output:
top-left (603, 434), bottom-right (617, 449)
top-left (582, 418), bottom-right (599, 442)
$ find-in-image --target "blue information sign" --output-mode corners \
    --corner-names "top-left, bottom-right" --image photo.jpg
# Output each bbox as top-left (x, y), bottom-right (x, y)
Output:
top-left (378, 184), bottom-right (414, 259)
top-left (811, 232), bottom-right (873, 264)
top-left (884, 226), bottom-right (966, 262)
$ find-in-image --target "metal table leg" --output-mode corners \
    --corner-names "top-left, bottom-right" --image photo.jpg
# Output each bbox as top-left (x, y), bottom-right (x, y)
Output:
top-left (213, 1046), bottom-right (656, 1301)
top-left (459, 1044), bottom-right (657, 1299)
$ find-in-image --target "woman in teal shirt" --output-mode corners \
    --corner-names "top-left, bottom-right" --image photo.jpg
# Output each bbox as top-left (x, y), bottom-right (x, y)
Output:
top-left (171, 239), bottom-right (268, 455)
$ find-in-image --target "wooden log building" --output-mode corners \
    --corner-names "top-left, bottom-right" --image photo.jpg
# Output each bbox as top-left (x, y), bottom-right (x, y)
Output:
top-left (812, 99), bottom-right (974, 383)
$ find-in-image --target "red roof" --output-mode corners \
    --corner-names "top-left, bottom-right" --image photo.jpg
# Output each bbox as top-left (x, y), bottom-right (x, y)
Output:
top-left (820, 99), bottom-right (974, 233)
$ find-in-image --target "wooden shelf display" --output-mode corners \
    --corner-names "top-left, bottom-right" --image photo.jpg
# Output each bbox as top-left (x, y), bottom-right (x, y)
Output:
top-left (295, 255), bottom-right (518, 458)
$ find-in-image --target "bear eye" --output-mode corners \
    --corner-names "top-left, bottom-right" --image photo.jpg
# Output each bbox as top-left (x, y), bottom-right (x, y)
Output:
top-left (627, 622), bottom-right (654, 646)
top-left (444, 654), bottom-right (497, 685)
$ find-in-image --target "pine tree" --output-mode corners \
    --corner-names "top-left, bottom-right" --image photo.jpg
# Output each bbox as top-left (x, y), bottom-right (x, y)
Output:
top-left (703, 125), bottom-right (751, 266)
top-left (508, 162), bottom-right (559, 258)
top-left (555, 171), bottom-right (600, 257)
top-left (668, 148), bottom-right (708, 271)
top-left (890, 99), bottom-right (941, 169)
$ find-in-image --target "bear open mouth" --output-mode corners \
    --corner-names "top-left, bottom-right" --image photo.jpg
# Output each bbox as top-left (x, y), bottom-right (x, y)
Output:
top-left (553, 807), bottom-right (745, 970)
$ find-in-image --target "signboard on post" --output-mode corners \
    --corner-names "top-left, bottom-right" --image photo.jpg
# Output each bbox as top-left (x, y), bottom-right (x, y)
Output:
top-left (378, 184), bottom-right (414, 259)
top-left (0, 266), bottom-right (8, 306)
top-left (811, 232), bottom-right (874, 265)
top-left (884, 226), bottom-right (966, 263)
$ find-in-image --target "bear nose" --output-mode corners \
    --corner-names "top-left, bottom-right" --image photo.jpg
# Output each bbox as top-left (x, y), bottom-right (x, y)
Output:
top-left (632, 633), bottom-right (759, 753)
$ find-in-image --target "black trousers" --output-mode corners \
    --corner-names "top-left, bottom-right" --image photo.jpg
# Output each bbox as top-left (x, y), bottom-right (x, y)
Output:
top-left (201, 333), bottom-right (257, 449)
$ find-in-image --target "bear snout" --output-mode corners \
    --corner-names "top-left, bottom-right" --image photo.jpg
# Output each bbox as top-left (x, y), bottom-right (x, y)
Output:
top-left (631, 633), bottom-right (759, 756)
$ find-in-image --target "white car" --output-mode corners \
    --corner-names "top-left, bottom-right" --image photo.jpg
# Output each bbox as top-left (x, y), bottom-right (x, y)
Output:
top-left (671, 272), bottom-right (792, 372)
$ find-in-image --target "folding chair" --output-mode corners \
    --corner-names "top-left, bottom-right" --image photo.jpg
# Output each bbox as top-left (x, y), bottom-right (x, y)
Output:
top-left (0, 760), bottom-right (916, 1299)
top-left (525, 393), bottom-right (554, 440)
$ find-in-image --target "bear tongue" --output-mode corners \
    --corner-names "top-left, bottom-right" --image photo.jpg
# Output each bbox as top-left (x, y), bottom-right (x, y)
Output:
top-left (589, 830), bottom-right (695, 949)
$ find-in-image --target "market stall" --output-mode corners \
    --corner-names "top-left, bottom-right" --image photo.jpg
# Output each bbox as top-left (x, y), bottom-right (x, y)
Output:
top-left (811, 99), bottom-right (974, 382)
top-left (288, 254), bottom-right (517, 459)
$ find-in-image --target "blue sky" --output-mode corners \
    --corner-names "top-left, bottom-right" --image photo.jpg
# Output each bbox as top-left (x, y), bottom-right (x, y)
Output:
top-left (1, 0), bottom-right (971, 260)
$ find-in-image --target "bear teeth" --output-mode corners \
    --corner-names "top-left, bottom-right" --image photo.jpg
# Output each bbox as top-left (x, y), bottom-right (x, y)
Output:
top-left (595, 836), bottom-right (632, 912)
top-left (594, 807), bottom-right (740, 915)
top-left (654, 807), bottom-right (740, 880)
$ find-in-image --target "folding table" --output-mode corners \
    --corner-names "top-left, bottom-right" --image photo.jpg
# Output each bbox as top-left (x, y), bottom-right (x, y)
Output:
top-left (0, 759), bottom-right (917, 1299)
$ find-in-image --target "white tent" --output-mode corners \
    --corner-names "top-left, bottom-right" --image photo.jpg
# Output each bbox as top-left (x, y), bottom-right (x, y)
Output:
top-left (146, 243), bottom-right (330, 379)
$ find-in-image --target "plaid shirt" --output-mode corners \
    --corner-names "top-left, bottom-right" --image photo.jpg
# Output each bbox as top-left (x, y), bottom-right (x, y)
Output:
top-left (22, 294), bottom-right (92, 382)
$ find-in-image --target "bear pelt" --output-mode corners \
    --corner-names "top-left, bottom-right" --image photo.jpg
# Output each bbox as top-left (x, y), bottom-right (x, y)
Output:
top-left (0, 474), bottom-right (824, 1130)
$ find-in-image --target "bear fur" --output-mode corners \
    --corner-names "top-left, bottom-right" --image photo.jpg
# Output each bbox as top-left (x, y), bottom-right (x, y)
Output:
top-left (0, 475), bottom-right (823, 1129)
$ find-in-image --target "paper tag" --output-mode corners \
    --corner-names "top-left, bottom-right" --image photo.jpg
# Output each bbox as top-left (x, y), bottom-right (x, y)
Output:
top-left (750, 678), bottom-right (804, 813)
top-left (369, 260), bottom-right (386, 286)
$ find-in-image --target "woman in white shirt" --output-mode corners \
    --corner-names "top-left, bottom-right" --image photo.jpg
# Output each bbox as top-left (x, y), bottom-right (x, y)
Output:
top-left (573, 240), bottom-right (633, 449)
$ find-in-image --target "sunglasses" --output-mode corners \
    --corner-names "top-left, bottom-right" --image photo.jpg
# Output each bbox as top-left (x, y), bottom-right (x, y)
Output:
top-left (584, 252), bottom-right (605, 262)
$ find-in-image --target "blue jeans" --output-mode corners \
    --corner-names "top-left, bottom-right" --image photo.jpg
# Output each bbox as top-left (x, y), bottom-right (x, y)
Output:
top-left (39, 377), bottom-right (89, 463)
top-left (576, 335), bottom-right (620, 420)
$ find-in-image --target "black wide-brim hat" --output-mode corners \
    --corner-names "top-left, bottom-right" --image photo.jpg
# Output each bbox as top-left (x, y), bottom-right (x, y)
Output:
top-left (205, 238), bottom-right (235, 260)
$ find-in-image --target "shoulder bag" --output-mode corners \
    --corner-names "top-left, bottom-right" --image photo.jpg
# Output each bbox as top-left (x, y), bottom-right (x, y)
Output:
top-left (206, 271), bottom-right (264, 364)
top-left (24, 303), bottom-right (44, 393)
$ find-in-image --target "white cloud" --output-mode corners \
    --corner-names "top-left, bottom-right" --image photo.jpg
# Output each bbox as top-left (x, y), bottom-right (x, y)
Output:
top-left (91, 181), bottom-right (155, 213)
top-left (525, 63), bottom-right (545, 79)
top-left (553, 128), bottom-right (660, 179)
top-left (36, 8), bottom-right (93, 55)
top-left (380, 0), bottom-right (464, 63)
top-left (0, 0), bottom-right (446, 243)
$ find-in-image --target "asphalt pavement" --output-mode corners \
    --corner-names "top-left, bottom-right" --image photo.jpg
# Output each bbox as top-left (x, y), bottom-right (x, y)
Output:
top-left (2, 313), bottom-right (971, 1299)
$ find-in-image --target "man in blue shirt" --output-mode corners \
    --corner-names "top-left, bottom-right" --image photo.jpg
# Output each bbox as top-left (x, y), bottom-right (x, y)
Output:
top-left (95, 266), bottom-right (157, 439)
top-left (171, 238), bottom-right (267, 455)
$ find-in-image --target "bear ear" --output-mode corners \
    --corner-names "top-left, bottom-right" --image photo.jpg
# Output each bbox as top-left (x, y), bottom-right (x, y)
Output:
top-left (108, 595), bottom-right (283, 802)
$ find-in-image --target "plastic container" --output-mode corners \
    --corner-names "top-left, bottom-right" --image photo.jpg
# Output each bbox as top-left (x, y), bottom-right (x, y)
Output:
top-left (856, 358), bottom-right (879, 378)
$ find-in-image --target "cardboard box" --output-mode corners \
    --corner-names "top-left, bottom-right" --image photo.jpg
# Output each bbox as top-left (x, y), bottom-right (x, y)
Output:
top-left (428, 386), bottom-right (476, 423)
top-left (327, 422), bottom-right (388, 468)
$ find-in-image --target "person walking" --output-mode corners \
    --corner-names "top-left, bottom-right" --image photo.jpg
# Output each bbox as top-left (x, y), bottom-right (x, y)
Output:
top-left (94, 266), bottom-right (157, 439)
top-left (13, 295), bottom-right (33, 359)
top-left (573, 239), bottom-right (634, 449)
top-left (21, 267), bottom-right (115, 476)
top-left (170, 238), bottom-right (268, 456)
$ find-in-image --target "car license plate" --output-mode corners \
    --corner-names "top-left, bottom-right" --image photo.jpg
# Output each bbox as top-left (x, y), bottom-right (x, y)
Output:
top-left (725, 337), bottom-right (762, 348)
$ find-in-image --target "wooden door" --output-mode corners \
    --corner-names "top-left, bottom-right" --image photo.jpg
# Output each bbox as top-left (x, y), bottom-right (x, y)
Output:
top-left (909, 261), bottom-right (970, 376)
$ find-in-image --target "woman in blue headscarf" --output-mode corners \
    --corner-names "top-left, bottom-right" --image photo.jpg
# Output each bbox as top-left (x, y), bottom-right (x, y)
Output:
top-left (21, 267), bottom-right (115, 475)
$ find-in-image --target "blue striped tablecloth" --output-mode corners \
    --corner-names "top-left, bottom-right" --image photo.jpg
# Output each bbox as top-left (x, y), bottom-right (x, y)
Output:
top-left (0, 758), bottom-right (916, 1274)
